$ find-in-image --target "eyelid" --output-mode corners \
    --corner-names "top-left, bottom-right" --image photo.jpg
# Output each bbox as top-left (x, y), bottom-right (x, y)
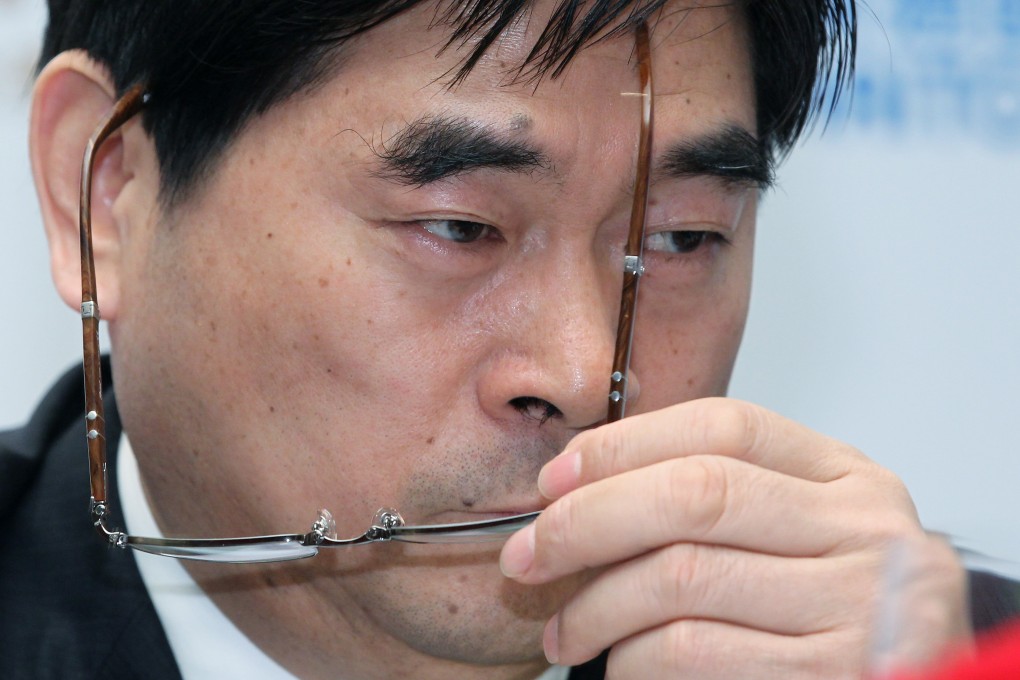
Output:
top-left (416, 215), bottom-right (500, 230)
top-left (644, 220), bottom-right (734, 238)
top-left (403, 209), bottom-right (498, 227)
top-left (645, 184), bottom-right (752, 233)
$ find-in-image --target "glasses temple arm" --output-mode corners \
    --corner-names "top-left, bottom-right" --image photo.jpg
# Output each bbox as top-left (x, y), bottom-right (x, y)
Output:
top-left (79, 83), bottom-right (148, 525)
top-left (608, 22), bottom-right (654, 423)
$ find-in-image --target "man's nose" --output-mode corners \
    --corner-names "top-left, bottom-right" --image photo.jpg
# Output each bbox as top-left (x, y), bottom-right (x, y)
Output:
top-left (475, 250), bottom-right (638, 431)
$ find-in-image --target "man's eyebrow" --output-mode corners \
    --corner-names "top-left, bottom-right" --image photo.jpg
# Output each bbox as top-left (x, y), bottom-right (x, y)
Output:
top-left (658, 125), bottom-right (775, 190)
top-left (372, 115), bottom-right (550, 186)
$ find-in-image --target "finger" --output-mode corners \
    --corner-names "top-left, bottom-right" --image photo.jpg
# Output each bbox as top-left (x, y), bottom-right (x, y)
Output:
top-left (504, 455), bottom-right (861, 583)
top-left (550, 543), bottom-right (878, 666)
top-left (603, 619), bottom-right (863, 680)
top-left (539, 398), bottom-right (859, 499)
top-left (869, 535), bottom-right (971, 675)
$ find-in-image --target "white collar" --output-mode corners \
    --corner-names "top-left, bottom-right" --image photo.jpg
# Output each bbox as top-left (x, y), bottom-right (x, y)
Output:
top-left (118, 434), bottom-right (300, 679)
top-left (118, 434), bottom-right (570, 680)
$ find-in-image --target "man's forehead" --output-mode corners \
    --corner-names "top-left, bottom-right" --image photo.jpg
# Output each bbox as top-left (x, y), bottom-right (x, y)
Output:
top-left (341, 0), bottom-right (746, 93)
top-left (241, 0), bottom-right (754, 199)
top-left (186, 0), bottom-right (759, 208)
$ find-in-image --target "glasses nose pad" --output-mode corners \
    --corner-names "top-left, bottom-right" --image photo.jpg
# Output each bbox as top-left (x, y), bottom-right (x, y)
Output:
top-left (312, 508), bottom-right (338, 540)
top-left (373, 507), bottom-right (405, 530)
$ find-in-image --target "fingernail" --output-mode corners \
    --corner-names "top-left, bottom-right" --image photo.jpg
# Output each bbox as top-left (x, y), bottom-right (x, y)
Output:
top-left (538, 450), bottom-right (581, 499)
top-left (499, 523), bottom-right (535, 578)
top-left (543, 613), bottom-right (560, 664)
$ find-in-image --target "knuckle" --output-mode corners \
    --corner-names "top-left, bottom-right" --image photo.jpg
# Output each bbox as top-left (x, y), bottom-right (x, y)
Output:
top-left (870, 463), bottom-right (909, 496)
top-left (791, 635), bottom-right (866, 679)
top-left (605, 622), bottom-right (700, 680)
top-left (846, 462), bottom-right (913, 513)
top-left (885, 513), bottom-right (923, 541)
top-left (832, 468), bottom-right (923, 551)
top-left (659, 621), bottom-right (710, 676)
top-left (836, 511), bottom-right (918, 553)
top-left (701, 398), bottom-right (767, 459)
top-left (649, 544), bottom-right (701, 616)
top-left (658, 457), bottom-right (729, 539)
top-left (852, 509), bottom-right (919, 546)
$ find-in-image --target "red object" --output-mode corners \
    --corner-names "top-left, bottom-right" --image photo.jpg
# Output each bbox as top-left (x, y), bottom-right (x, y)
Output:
top-left (889, 620), bottom-right (1020, 680)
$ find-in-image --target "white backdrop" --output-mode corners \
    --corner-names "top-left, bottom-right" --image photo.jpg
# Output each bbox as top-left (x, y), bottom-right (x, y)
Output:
top-left (3, 0), bottom-right (1018, 569)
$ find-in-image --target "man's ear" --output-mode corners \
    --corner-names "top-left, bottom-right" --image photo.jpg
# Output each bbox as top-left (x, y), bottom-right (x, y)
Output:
top-left (30, 51), bottom-right (137, 321)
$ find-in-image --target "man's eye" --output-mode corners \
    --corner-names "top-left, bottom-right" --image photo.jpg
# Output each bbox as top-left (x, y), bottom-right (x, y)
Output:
top-left (644, 230), bottom-right (719, 254)
top-left (420, 219), bottom-right (493, 243)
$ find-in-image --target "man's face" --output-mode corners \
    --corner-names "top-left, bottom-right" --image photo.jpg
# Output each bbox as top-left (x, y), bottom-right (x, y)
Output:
top-left (110, 0), bottom-right (757, 671)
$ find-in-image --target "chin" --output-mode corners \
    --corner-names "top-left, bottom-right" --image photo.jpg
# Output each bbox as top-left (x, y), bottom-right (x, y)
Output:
top-left (333, 547), bottom-right (580, 665)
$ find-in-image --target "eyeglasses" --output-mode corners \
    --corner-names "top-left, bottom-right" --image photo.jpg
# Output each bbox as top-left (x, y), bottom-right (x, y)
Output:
top-left (79, 22), bottom-right (654, 563)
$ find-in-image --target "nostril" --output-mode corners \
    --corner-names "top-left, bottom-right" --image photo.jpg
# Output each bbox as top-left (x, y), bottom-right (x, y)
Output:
top-left (508, 397), bottom-right (563, 424)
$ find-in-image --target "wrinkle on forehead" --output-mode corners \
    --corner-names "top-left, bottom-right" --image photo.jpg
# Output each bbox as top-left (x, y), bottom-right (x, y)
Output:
top-left (437, 0), bottom-right (741, 89)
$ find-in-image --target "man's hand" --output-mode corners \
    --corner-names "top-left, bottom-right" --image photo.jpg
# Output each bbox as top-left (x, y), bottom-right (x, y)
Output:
top-left (500, 398), bottom-right (971, 679)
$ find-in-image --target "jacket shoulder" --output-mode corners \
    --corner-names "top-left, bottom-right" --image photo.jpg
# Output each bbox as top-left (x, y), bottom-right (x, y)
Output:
top-left (0, 361), bottom-right (181, 679)
top-left (970, 569), bottom-right (1020, 633)
top-left (0, 363), bottom-right (86, 518)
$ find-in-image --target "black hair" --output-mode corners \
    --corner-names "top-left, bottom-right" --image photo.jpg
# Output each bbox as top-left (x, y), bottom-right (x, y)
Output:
top-left (39, 0), bottom-right (855, 205)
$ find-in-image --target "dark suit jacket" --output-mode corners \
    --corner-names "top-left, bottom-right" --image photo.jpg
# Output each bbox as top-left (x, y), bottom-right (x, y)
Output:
top-left (2, 364), bottom-right (1016, 679)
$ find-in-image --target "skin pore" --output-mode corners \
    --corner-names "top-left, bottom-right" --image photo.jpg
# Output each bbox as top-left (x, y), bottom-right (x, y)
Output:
top-left (99, 2), bottom-right (759, 678)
